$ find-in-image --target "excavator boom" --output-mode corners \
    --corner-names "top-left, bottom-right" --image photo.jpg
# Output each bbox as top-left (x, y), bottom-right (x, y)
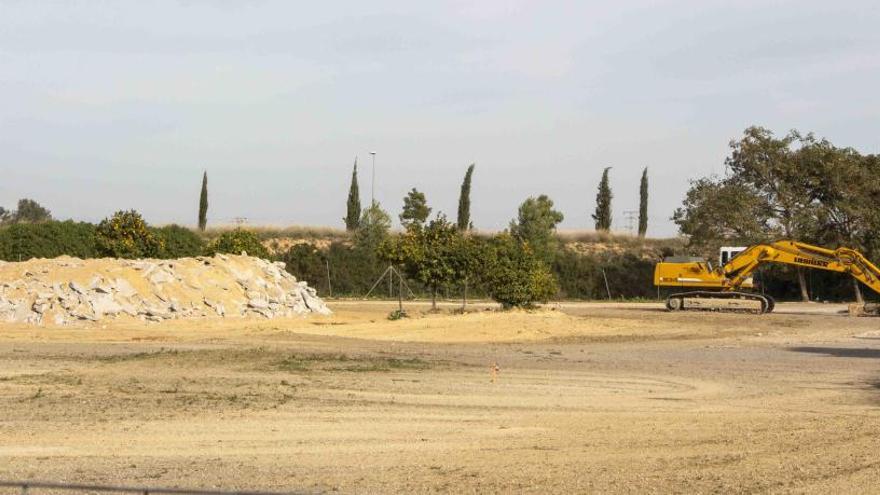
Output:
top-left (654, 240), bottom-right (880, 314)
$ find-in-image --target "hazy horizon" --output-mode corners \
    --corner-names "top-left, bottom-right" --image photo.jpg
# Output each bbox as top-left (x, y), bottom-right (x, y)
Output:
top-left (2, 1), bottom-right (879, 236)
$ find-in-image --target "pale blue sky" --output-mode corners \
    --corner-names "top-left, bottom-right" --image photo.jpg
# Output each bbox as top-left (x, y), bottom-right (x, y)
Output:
top-left (2, 1), bottom-right (879, 236)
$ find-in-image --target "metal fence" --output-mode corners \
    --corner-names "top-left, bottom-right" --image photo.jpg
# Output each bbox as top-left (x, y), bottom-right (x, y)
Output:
top-left (0, 481), bottom-right (308, 495)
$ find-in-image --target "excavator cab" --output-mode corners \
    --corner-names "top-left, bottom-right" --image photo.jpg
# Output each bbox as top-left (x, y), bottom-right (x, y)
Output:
top-left (719, 246), bottom-right (746, 266)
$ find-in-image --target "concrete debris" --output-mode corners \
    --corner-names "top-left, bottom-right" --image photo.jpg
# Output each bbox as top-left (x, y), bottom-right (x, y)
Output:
top-left (0, 254), bottom-right (331, 326)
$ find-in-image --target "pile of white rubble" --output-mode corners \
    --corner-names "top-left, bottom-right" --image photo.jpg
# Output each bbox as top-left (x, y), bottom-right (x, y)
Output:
top-left (0, 254), bottom-right (330, 325)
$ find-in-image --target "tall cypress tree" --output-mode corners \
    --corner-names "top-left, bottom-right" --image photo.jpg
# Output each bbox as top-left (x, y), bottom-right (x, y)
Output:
top-left (592, 167), bottom-right (612, 231)
top-left (198, 171), bottom-right (208, 232)
top-left (344, 158), bottom-right (362, 231)
top-left (456, 163), bottom-right (475, 230)
top-left (638, 167), bottom-right (648, 238)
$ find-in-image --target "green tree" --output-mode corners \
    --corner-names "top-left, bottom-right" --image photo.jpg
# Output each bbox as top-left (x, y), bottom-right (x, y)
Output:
top-left (198, 171), bottom-right (208, 232)
top-left (455, 233), bottom-right (488, 309)
top-left (380, 214), bottom-right (464, 310)
top-left (672, 176), bottom-right (775, 256)
top-left (456, 163), bottom-right (475, 230)
top-left (509, 194), bottom-right (564, 262)
top-left (638, 167), bottom-right (648, 238)
top-left (344, 158), bottom-right (362, 231)
top-left (356, 201), bottom-right (391, 248)
top-left (400, 188), bottom-right (431, 229)
top-left (482, 233), bottom-right (557, 308)
top-left (725, 127), bottom-right (821, 301)
top-left (13, 199), bottom-right (52, 224)
top-left (592, 167), bottom-right (612, 231)
top-left (797, 141), bottom-right (880, 303)
top-left (0, 207), bottom-right (10, 225)
top-left (205, 229), bottom-right (269, 258)
top-left (96, 210), bottom-right (164, 259)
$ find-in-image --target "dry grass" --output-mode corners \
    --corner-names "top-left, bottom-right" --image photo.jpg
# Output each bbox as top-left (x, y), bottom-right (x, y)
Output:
top-left (555, 228), bottom-right (684, 246)
top-left (202, 224), bottom-right (350, 242)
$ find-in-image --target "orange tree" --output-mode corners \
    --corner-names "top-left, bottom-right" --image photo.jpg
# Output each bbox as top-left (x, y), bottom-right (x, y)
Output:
top-left (95, 210), bottom-right (163, 259)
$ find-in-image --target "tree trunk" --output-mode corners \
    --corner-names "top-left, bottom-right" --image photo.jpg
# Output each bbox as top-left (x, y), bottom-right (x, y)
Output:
top-left (852, 278), bottom-right (864, 304)
top-left (462, 280), bottom-right (468, 311)
top-left (796, 267), bottom-right (810, 302)
top-left (431, 288), bottom-right (437, 311)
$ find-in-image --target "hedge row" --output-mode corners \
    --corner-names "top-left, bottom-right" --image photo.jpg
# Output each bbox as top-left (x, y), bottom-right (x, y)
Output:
top-left (0, 221), bottom-right (205, 261)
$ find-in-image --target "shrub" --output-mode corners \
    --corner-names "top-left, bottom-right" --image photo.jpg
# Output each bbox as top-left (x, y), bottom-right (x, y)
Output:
top-left (553, 249), bottom-right (658, 300)
top-left (388, 309), bottom-right (408, 320)
top-left (95, 210), bottom-right (164, 259)
top-left (482, 233), bottom-right (557, 308)
top-left (152, 224), bottom-right (205, 258)
top-left (279, 241), bottom-right (387, 297)
top-left (205, 228), bottom-right (269, 258)
top-left (0, 221), bottom-right (98, 261)
top-left (279, 243), bottom-right (328, 289)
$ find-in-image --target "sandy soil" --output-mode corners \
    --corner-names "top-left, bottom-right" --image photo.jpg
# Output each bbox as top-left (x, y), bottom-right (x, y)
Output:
top-left (0, 302), bottom-right (879, 493)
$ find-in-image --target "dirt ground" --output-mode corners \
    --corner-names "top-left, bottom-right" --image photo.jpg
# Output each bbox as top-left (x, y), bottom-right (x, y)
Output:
top-left (1, 301), bottom-right (879, 493)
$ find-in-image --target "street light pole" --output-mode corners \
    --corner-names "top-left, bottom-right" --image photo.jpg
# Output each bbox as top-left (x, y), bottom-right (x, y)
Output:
top-left (370, 151), bottom-right (376, 206)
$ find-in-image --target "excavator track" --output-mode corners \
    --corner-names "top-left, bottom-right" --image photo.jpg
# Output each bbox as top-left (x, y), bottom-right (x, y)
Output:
top-left (665, 291), bottom-right (775, 314)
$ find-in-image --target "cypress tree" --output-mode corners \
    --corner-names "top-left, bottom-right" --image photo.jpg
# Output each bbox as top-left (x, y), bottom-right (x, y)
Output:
top-left (638, 167), bottom-right (648, 238)
top-left (198, 171), bottom-right (208, 232)
top-left (456, 163), bottom-right (475, 230)
top-left (344, 158), bottom-right (362, 231)
top-left (592, 167), bottom-right (612, 231)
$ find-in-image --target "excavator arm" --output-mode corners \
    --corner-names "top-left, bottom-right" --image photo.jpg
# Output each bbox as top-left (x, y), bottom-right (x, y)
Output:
top-left (654, 240), bottom-right (880, 314)
top-left (721, 241), bottom-right (880, 296)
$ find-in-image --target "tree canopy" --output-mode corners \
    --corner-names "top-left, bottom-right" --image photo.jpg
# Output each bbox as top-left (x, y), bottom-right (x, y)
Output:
top-left (509, 194), bottom-right (564, 263)
top-left (399, 188), bottom-right (431, 229)
top-left (2, 199), bottom-right (53, 224)
top-left (638, 167), bottom-right (648, 238)
top-left (198, 171), bottom-right (209, 232)
top-left (356, 201), bottom-right (391, 248)
top-left (674, 126), bottom-right (880, 301)
top-left (344, 159), bottom-right (362, 231)
top-left (592, 168), bottom-right (612, 231)
top-left (380, 214), bottom-right (472, 309)
top-left (456, 163), bottom-right (475, 230)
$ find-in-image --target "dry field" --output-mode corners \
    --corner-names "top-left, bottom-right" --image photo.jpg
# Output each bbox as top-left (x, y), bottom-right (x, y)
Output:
top-left (1, 301), bottom-right (879, 493)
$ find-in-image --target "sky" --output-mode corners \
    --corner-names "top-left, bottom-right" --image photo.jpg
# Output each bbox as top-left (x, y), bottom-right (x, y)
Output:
top-left (1, 1), bottom-right (879, 237)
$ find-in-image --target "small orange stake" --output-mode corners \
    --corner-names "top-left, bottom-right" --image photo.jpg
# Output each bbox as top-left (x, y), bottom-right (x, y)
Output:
top-left (490, 361), bottom-right (500, 383)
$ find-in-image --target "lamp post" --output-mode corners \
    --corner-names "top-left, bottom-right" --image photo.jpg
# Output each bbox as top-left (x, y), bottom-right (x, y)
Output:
top-left (370, 151), bottom-right (376, 206)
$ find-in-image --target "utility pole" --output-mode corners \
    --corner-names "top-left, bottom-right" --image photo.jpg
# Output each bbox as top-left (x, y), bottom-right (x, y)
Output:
top-left (623, 210), bottom-right (638, 235)
top-left (370, 151), bottom-right (376, 206)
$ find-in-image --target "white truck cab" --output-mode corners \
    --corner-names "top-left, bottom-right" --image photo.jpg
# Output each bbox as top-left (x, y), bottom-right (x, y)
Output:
top-left (719, 246), bottom-right (747, 266)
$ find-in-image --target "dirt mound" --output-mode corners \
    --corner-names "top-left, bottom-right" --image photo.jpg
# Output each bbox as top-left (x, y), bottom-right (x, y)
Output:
top-left (0, 254), bottom-right (330, 325)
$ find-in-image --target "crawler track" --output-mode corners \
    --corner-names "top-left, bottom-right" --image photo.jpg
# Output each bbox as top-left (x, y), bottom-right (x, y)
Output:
top-left (665, 291), bottom-right (775, 314)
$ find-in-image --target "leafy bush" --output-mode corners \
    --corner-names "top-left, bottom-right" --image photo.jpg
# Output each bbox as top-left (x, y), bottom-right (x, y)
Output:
top-left (205, 228), bottom-right (269, 258)
top-left (95, 210), bottom-right (164, 259)
top-left (152, 224), bottom-right (205, 258)
top-left (388, 309), bottom-right (408, 320)
top-left (0, 221), bottom-right (97, 261)
top-left (482, 234), bottom-right (557, 308)
top-left (552, 249), bottom-right (601, 299)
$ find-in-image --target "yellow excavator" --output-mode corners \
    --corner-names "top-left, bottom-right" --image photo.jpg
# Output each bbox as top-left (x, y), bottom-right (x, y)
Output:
top-left (654, 240), bottom-right (880, 314)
